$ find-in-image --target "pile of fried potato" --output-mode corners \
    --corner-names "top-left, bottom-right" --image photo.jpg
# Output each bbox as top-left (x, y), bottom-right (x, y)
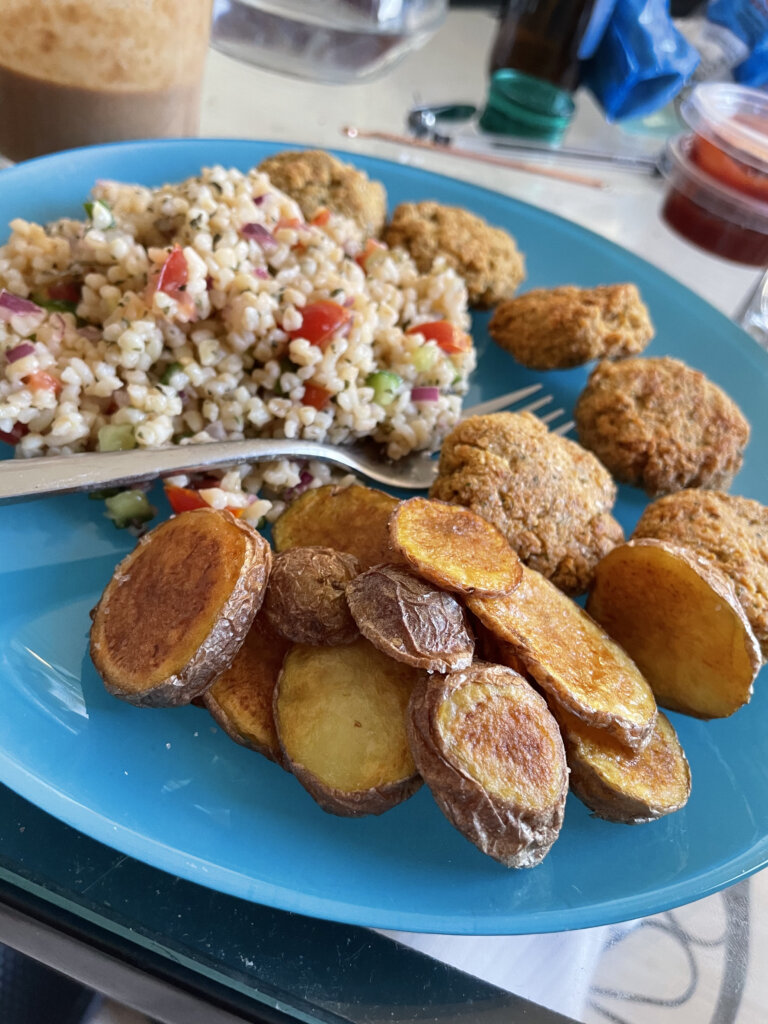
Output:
top-left (91, 481), bottom-right (751, 869)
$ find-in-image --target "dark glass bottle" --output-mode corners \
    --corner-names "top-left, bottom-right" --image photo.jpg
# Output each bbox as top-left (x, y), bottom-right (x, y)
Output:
top-left (489, 0), bottom-right (599, 92)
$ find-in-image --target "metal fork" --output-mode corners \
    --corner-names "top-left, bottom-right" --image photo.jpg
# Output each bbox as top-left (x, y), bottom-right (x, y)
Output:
top-left (0, 384), bottom-right (573, 502)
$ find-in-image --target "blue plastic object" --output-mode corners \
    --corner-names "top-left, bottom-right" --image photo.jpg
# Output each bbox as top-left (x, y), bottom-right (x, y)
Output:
top-left (1, 139), bottom-right (768, 936)
top-left (577, 0), bottom-right (618, 60)
top-left (584, 0), bottom-right (700, 120)
top-left (708, 0), bottom-right (768, 88)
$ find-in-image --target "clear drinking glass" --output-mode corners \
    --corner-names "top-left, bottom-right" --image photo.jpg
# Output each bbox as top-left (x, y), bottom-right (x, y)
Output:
top-left (210, 0), bottom-right (447, 84)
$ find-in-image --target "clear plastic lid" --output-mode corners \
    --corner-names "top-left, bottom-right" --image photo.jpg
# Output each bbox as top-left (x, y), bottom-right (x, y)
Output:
top-left (679, 83), bottom-right (768, 173)
top-left (660, 134), bottom-right (768, 230)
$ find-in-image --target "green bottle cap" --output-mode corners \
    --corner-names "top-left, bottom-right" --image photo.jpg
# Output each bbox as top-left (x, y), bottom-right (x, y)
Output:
top-left (480, 69), bottom-right (575, 142)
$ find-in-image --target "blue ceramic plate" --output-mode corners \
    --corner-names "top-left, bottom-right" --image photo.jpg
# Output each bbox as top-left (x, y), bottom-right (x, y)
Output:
top-left (1, 139), bottom-right (767, 936)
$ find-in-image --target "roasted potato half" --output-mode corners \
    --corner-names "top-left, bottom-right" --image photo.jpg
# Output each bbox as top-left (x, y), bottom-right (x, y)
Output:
top-left (204, 615), bottom-right (291, 764)
top-left (262, 546), bottom-right (360, 646)
top-left (274, 638), bottom-right (423, 816)
top-left (468, 565), bottom-right (657, 752)
top-left (408, 662), bottom-right (568, 867)
top-left (90, 509), bottom-right (271, 707)
top-left (272, 483), bottom-right (399, 569)
top-left (586, 539), bottom-right (761, 719)
top-left (345, 564), bottom-right (474, 673)
top-left (389, 497), bottom-right (523, 597)
top-left (553, 706), bottom-right (691, 824)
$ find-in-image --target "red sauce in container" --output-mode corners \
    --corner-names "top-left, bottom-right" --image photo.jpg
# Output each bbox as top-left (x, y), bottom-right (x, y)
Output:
top-left (660, 84), bottom-right (768, 266)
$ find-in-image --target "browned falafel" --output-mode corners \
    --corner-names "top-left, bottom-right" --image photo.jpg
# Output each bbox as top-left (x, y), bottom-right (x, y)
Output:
top-left (429, 411), bottom-right (624, 595)
top-left (574, 356), bottom-right (750, 496)
top-left (489, 283), bottom-right (653, 370)
top-left (382, 200), bottom-right (525, 308)
top-left (258, 149), bottom-right (387, 239)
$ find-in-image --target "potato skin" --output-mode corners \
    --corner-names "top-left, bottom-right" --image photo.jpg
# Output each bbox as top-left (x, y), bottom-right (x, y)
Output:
top-left (262, 546), bottom-right (360, 646)
top-left (468, 566), bottom-right (657, 753)
top-left (288, 754), bottom-right (423, 819)
top-left (204, 615), bottom-right (291, 765)
top-left (407, 662), bottom-right (568, 867)
top-left (345, 564), bottom-right (474, 673)
top-left (90, 509), bottom-right (271, 707)
top-left (555, 707), bottom-right (691, 825)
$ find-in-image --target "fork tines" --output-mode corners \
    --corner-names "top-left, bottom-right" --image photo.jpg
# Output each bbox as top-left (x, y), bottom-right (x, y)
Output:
top-left (461, 383), bottom-right (574, 435)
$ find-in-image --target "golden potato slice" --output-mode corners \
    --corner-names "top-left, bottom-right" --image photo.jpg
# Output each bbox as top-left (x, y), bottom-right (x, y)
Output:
top-left (408, 662), bottom-right (568, 867)
top-left (272, 483), bottom-right (399, 569)
top-left (262, 546), bottom-right (360, 646)
top-left (274, 639), bottom-right (422, 816)
top-left (345, 564), bottom-right (474, 673)
top-left (468, 565), bottom-right (657, 752)
top-left (204, 615), bottom-right (291, 764)
top-left (586, 539), bottom-right (761, 719)
top-left (389, 497), bottom-right (522, 596)
top-left (553, 706), bottom-right (691, 824)
top-left (90, 509), bottom-right (271, 707)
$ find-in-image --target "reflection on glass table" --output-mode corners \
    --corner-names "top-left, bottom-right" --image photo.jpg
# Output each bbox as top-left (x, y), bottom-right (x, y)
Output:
top-left (0, 778), bottom-right (766, 1023)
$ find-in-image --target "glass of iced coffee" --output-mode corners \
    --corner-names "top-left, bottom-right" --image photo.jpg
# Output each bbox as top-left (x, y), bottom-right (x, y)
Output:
top-left (0, 0), bottom-right (213, 163)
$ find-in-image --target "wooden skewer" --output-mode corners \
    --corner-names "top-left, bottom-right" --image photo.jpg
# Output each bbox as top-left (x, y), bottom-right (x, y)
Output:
top-left (342, 126), bottom-right (607, 191)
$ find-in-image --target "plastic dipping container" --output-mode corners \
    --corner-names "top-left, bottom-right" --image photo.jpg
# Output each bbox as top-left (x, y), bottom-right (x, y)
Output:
top-left (659, 84), bottom-right (768, 266)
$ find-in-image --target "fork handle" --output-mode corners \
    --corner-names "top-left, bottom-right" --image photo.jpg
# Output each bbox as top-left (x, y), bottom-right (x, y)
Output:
top-left (0, 438), bottom-right (360, 504)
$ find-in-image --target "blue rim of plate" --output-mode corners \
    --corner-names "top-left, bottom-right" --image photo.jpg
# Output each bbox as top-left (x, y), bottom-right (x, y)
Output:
top-left (1, 138), bottom-right (767, 936)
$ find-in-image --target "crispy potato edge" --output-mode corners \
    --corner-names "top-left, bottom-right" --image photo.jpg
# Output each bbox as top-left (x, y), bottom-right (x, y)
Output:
top-left (91, 511), bottom-right (272, 707)
top-left (587, 538), bottom-right (762, 719)
top-left (559, 710), bottom-right (692, 825)
top-left (407, 664), bottom-right (568, 868)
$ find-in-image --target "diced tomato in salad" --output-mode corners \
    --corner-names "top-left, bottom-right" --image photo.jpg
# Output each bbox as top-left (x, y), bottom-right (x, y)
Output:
top-left (164, 484), bottom-right (243, 517)
top-left (0, 423), bottom-right (28, 445)
top-left (25, 370), bottom-right (61, 394)
top-left (46, 279), bottom-right (82, 305)
top-left (146, 245), bottom-right (196, 319)
top-left (301, 381), bottom-right (333, 410)
top-left (285, 300), bottom-right (352, 351)
top-left (276, 217), bottom-right (304, 231)
top-left (406, 320), bottom-right (472, 355)
top-left (355, 238), bottom-right (385, 270)
top-left (310, 207), bottom-right (331, 227)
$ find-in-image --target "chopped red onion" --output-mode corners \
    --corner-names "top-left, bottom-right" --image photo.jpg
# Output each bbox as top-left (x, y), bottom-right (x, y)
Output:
top-left (411, 386), bottom-right (440, 402)
top-left (254, 267), bottom-right (270, 280)
top-left (0, 290), bottom-right (43, 319)
top-left (6, 342), bottom-right (35, 363)
top-left (77, 325), bottom-right (102, 341)
top-left (253, 194), bottom-right (267, 205)
top-left (205, 420), bottom-right (227, 440)
top-left (241, 223), bottom-right (277, 248)
top-left (283, 468), bottom-right (314, 502)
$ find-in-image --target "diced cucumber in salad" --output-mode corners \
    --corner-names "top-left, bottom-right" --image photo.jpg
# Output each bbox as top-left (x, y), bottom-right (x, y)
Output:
top-left (366, 370), bottom-right (402, 406)
top-left (103, 490), bottom-right (155, 530)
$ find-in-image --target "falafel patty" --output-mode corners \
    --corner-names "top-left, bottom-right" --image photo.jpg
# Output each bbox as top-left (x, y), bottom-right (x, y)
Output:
top-left (574, 356), bottom-right (750, 496)
top-left (633, 489), bottom-right (768, 661)
top-left (258, 149), bottom-right (387, 239)
top-left (488, 283), bottom-right (653, 370)
top-left (429, 411), bottom-right (623, 595)
top-left (382, 200), bottom-right (525, 308)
